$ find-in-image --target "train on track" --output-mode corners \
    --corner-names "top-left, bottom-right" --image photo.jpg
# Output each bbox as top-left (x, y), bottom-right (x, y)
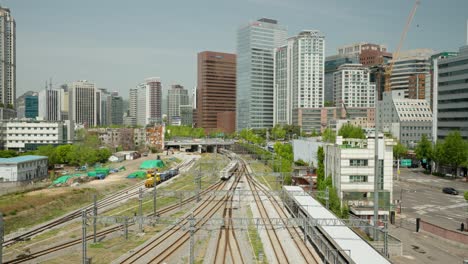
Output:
top-left (219, 149), bottom-right (240, 180)
top-left (145, 168), bottom-right (179, 188)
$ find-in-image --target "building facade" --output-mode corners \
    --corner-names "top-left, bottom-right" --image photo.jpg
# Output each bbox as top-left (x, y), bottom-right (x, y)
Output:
top-left (333, 64), bottom-right (375, 108)
top-left (338, 42), bottom-right (387, 58)
top-left (180, 104), bottom-right (193, 126)
top-left (145, 77), bottom-right (162, 125)
top-left (359, 44), bottom-right (392, 67)
top-left (388, 49), bottom-right (433, 98)
top-left (167, 84), bottom-right (189, 125)
top-left (38, 89), bottom-right (62, 121)
top-left (106, 92), bottom-right (123, 126)
top-left (0, 119), bottom-right (74, 151)
top-left (16, 91), bottom-right (38, 119)
top-left (236, 18), bottom-right (287, 130)
top-left (274, 30), bottom-right (325, 125)
top-left (0, 156), bottom-right (48, 182)
top-left (0, 7), bottom-right (15, 110)
top-left (435, 45), bottom-right (468, 140)
top-left (324, 135), bottom-right (395, 220)
top-left (324, 54), bottom-right (359, 104)
top-left (197, 51), bottom-right (236, 132)
top-left (69, 80), bottom-right (99, 127)
top-left (216, 111), bottom-right (236, 134)
top-left (378, 92), bottom-right (433, 147)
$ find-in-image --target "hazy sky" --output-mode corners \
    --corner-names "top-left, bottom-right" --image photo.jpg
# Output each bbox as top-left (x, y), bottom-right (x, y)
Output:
top-left (5, 0), bottom-right (468, 99)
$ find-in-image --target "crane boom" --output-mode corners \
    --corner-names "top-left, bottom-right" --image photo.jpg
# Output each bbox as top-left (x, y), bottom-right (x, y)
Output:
top-left (385, 0), bottom-right (421, 92)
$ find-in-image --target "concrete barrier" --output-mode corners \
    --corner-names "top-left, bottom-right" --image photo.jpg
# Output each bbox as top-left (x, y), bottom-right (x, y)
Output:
top-left (420, 219), bottom-right (468, 245)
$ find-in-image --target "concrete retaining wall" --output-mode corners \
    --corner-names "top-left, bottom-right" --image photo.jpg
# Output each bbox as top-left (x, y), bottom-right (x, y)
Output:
top-left (0, 180), bottom-right (48, 196)
top-left (420, 219), bottom-right (468, 244)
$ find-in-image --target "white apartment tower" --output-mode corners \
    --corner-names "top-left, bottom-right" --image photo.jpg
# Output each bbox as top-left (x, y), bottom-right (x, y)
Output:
top-left (167, 84), bottom-right (189, 125)
top-left (0, 6), bottom-right (15, 110)
top-left (69, 80), bottom-right (99, 127)
top-left (274, 30), bottom-right (325, 125)
top-left (38, 89), bottom-right (62, 121)
top-left (333, 64), bottom-right (375, 108)
top-left (135, 78), bottom-right (162, 126)
top-left (236, 18), bottom-right (287, 130)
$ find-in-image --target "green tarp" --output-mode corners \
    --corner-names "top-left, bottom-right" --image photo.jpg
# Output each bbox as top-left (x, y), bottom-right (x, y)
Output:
top-left (52, 174), bottom-right (86, 185)
top-left (139, 160), bottom-right (164, 169)
top-left (127, 171), bottom-right (147, 179)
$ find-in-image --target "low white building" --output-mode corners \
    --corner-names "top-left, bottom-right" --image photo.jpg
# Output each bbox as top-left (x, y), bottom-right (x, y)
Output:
top-left (324, 135), bottom-right (395, 221)
top-left (0, 155), bottom-right (48, 182)
top-left (0, 119), bottom-right (74, 151)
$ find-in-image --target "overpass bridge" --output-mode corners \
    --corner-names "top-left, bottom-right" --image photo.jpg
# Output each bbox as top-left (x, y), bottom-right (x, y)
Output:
top-left (164, 139), bottom-right (235, 152)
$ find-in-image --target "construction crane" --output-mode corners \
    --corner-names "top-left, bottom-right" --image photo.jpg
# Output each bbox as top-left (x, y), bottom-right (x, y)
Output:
top-left (384, 0), bottom-right (421, 92)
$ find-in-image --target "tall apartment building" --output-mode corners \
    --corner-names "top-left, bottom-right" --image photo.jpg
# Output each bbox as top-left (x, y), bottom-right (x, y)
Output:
top-left (388, 49), bottom-right (434, 98)
top-left (0, 6), bottom-right (15, 113)
top-left (38, 89), bottom-right (62, 121)
top-left (106, 92), bottom-right (123, 125)
top-left (69, 80), bottom-right (99, 127)
top-left (324, 54), bottom-right (359, 104)
top-left (435, 45), bottom-right (468, 140)
top-left (197, 51), bottom-right (236, 132)
top-left (236, 18), bottom-right (287, 130)
top-left (274, 30), bottom-right (325, 126)
top-left (333, 64), bottom-right (375, 108)
top-left (167, 84), bottom-right (189, 125)
top-left (134, 78), bottom-right (162, 127)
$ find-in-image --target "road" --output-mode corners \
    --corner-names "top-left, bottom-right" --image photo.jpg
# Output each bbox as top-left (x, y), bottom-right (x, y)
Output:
top-left (395, 167), bottom-right (468, 229)
top-left (389, 167), bottom-right (468, 264)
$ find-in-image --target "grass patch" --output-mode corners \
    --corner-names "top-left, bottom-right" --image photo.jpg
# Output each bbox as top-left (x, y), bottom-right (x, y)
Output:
top-left (243, 156), bottom-right (280, 191)
top-left (246, 206), bottom-right (268, 264)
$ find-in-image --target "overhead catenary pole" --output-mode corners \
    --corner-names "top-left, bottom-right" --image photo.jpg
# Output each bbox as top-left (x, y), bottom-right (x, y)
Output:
top-left (81, 210), bottom-right (87, 264)
top-left (188, 213), bottom-right (196, 264)
top-left (153, 178), bottom-right (157, 216)
top-left (138, 188), bottom-right (143, 233)
top-left (1, 213), bottom-right (4, 264)
top-left (93, 194), bottom-right (97, 244)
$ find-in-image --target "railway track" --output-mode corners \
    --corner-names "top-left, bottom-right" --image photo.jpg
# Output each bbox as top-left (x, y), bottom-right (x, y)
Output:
top-left (119, 168), bottom-right (243, 264)
top-left (213, 175), bottom-right (244, 264)
top-left (241, 157), bottom-right (320, 264)
top-left (4, 180), bottom-right (224, 264)
top-left (241, 161), bottom-right (290, 264)
top-left (3, 157), bottom-right (196, 248)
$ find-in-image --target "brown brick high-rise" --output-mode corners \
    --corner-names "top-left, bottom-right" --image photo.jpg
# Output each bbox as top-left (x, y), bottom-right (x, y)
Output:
top-left (197, 51), bottom-right (236, 133)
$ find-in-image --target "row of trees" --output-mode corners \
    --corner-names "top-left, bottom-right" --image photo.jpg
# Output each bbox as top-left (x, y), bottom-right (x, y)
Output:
top-left (321, 124), bottom-right (366, 143)
top-left (36, 144), bottom-right (112, 168)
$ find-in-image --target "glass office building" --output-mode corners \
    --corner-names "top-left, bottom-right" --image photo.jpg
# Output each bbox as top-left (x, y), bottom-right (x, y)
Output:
top-left (236, 18), bottom-right (287, 130)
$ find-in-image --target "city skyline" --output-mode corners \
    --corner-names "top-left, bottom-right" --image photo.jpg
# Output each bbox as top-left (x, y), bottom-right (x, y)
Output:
top-left (4, 0), bottom-right (468, 99)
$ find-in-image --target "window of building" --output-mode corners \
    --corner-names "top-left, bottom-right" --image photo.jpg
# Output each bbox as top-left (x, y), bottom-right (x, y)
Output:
top-left (349, 175), bottom-right (368, 183)
top-left (349, 159), bottom-right (368, 166)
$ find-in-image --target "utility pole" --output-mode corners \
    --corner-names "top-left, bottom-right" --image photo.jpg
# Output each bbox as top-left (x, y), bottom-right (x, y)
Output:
top-left (81, 210), bottom-right (87, 264)
top-left (153, 179), bottom-right (157, 216)
top-left (384, 214), bottom-right (389, 257)
top-left (374, 86), bottom-right (380, 240)
top-left (0, 213), bottom-right (4, 264)
top-left (188, 213), bottom-right (196, 264)
top-left (138, 188), bottom-right (143, 233)
top-left (93, 194), bottom-right (97, 244)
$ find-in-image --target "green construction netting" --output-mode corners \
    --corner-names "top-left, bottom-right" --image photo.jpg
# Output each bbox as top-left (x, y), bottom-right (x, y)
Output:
top-left (127, 171), bottom-right (147, 179)
top-left (139, 160), bottom-right (164, 169)
top-left (52, 174), bottom-right (86, 185)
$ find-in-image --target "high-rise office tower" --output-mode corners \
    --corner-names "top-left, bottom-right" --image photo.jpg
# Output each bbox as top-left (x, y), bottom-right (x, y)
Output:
top-left (236, 18), bottom-right (287, 130)
top-left (167, 84), bottom-right (189, 125)
top-left (0, 6), bottom-right (15, 112)
top-left (388, 49), bottom-right (434, 98)
top-left (16, 91), bottom-right (38, 119)
top-left (38, 88), bottom-right (62, 121)
top-left (274, 30), bottom-right (325, 125)
top-left (197, 51), bottom-right (236, 132)
top-left (333, 64), bottom-right (375, 108)
top-left (69, 80), bottom-right (99, 127)
top-left (106, 92), bottom-right (123, 125)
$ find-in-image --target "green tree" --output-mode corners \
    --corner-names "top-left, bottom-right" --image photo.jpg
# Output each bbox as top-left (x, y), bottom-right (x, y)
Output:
top-left (324, 101), bottom-right (334, 107)
top-left (316, 146), bottom-right (325, 183)
top-left (415, 134), bottom-right (432, 161)
top-left (431, 140), bottom-right (447, 173)
top-left (443, 131), bottom-right (468, 176)
top-left (0, 150), bottom-right (18, 158)
top-left (97, 148), bottom-right (112, 163)
top-left (36, 145), bottom-right (59, 167)
top-left (464, 191), bottom-right (468, 202)
top-left (338, 124), bottom-right (365, 139)
top-left (393, 141), bottom-right (408, 160)
top-left (55, 145), bottom-right (73, 164)
top-left (271, 125), bottom-right (286, 140)
top-left (322, 128), bottom-right (336, 143)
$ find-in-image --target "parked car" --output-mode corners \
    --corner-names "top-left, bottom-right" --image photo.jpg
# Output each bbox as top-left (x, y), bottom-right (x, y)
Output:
top-left (442, 187), bottom-right (459, 195)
